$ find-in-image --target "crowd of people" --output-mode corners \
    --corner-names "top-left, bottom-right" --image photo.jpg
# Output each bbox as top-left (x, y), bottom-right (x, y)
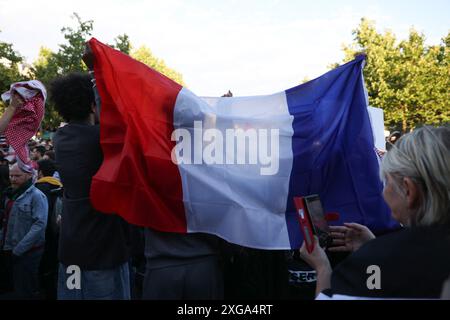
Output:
top-left (0, 51), bottom-right (448, 300)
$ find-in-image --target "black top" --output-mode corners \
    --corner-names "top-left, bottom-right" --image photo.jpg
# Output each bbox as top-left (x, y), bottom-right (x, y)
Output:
top-left (331, 224), bottom-right (450, 298)
top-left (53, 123), bottom-right (130, 270)
top-left (35, 180), bottom-right (61, 221)
top-left (34, 181), bottom-right (61, 241)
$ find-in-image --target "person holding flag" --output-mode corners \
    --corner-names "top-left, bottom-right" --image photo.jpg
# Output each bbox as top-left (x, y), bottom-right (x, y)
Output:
top-left (50, 73), bottom-right (131, 300)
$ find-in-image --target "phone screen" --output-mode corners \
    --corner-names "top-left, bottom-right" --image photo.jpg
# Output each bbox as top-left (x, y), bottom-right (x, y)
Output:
top-left (304, 195), bottom-right (331, 248)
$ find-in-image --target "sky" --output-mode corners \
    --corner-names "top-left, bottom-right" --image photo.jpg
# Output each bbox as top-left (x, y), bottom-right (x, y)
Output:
top-left (0, 0), bottom-right (449, 96)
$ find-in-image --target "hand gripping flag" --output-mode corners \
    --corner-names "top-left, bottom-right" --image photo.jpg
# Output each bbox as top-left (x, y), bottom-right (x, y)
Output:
top-left (89, 38), bottom-right (398, 249)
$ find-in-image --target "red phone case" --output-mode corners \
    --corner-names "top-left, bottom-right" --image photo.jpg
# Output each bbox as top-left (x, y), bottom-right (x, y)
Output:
top-left (293, 197), bottom-right (315, 253)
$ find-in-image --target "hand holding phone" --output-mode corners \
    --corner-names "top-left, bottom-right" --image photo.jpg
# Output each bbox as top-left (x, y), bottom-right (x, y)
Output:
top-left (294, 196), bottom-right (315, 253)
top-left (294, 195), bottom-right (332, 253)
top-left (299, 235), bottom-right (330, 271)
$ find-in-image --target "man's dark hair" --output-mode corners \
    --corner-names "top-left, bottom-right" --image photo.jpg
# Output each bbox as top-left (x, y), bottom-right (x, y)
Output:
top-left (44, 150), bottom-right (55, 161)
top-left (33, 145), bottom-right (46, 157)
top-left (49, 73), bottom-right (95, 122)
top-left (0, 164), bottom-right (10, 191)
top-left (37, 159), bottom-right (57, 177)
top-left (0, 155), bottom-right (8, 166)
top-left (28, 140), bottom-right (38, 148)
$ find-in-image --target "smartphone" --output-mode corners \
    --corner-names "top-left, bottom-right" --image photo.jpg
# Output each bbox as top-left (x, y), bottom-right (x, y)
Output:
top-left (294, 195), bottom-right (332, 253)
top-left (304, 195), bottom-right (332, 248)
top-left (293, 196), bottom-right (315, 253)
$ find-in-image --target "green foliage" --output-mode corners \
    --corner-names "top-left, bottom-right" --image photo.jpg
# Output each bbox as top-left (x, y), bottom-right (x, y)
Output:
top-left (113, 34), bottom-right (132, 54)
top-left (30, 47), bottom-right (60, 128)
top-left (0, 30), bottom-right (27, 110)
top-left (33, 47), bottom-right (58, 83)
top-left (55, 13), bottom-right (93, 74)
top-left (339, 18), bottom-right (449, 132)
top-left (2, 14), bottom-right (186, 125)
top-left (0, 40), bottom-right (22, 63)
top-left (30, 13), bottom-right (95, 128)
top-left (0, 64), bottom-right (22, 107)
top-left (33, 14), bottom-right (184, 126)
top-left (300, 76), bottom-right (310, 84)
top-left (131, 46), bottom-right (185, 85)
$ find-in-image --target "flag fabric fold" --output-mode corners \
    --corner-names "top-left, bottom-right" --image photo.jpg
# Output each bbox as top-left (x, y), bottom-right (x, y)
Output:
top-left (89, 38), bottom-right (397, 249)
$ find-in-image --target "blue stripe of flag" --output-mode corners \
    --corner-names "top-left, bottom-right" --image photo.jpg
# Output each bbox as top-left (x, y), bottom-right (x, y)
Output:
top-left (284, 56), bottom-right (398, 249)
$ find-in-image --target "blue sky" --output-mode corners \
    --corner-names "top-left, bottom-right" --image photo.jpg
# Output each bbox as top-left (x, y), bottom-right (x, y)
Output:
top-left (0, 0), bottom-right (448, 96)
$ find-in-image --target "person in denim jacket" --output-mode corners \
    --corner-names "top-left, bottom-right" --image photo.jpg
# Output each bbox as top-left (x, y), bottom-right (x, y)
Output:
top-left (0, 163), bottom-right (48, 298)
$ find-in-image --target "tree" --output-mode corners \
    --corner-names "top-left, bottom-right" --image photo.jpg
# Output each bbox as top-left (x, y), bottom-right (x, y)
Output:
top-left (338, 18), bottom-right (449, 132)
top-left (32, 47), bottom-right (62, 129)
top-left (54, 13), bottom-right (93, 74)
top-left (113, 34), bottom-right (132, 55)
top-left (33, 47), bottom-right (59, 84)
top-left (33, 13), bottom-right (93, 80)
top-left (0, 31), bottom-right (28, 110)
top-left (29, 13), bottom-right (185, 127)
top-left (107, 35), bottom-right (184, 84)
top-left (32, 13), bottom-right (94, 127)
top-left (132, 46), bottom-right (184, 85)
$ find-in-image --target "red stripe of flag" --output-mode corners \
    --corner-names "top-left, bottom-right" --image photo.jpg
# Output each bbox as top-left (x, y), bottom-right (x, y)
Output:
top-left (89, 38), bottom-right (187, 232)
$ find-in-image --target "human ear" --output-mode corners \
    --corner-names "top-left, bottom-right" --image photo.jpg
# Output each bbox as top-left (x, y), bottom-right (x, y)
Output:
top-left (403, 177), bottom-right (421, 210)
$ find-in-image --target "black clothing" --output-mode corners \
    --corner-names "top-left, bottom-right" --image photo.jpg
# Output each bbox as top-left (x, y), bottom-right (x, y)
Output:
top-left (143, 229), bottom-right (223, 299)
top-left (53, 123), bottom-right (130, 270)
top-left (331, 224), bottom-right (450, 298)
top-left (221, 244), bottom-right (289, 299)
top-left (35, 179), bottom-right (61, 299)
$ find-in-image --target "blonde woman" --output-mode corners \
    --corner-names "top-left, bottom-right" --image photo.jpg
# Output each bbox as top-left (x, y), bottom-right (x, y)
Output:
top-left (301, 126), bottom-right (450, 299)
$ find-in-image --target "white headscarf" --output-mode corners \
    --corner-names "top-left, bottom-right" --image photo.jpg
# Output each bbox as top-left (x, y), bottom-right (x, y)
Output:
top-left (1, 80), bottom-right (47, 103)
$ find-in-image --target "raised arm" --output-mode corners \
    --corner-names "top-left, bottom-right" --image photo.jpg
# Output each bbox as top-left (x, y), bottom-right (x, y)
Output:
top-left (299, 237), bottom-right (332, 297)
top-left (82, 42), bottom-right (94, 71)
top-left (0, 92), bottom-right (23, 133)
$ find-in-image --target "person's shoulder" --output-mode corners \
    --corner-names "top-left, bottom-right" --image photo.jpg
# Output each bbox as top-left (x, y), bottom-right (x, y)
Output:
top-left (74, 123), bottom-right (100, 138)
top-left (55, 123), bottom-right (99, 132)
top-left (354, 225), bottom-right (450, 260)
top-left (360, 227), bottom-right (416, 251)
top-left (54, 123), bottom-right (100, 144)
top-left (332, 225), bottom-right (450, 298)
top-left (339, 228), bottom-right (407, 263)
top-left (28, 185), bottom-right (48, 201)
top-left (34, 181), bottom-right (46, 191)
top-left (379, 224), bottom-right (450, 243)
top-left (52, 125), bottom-right (67, 142)
top-left (34, 182), bottom-right (54, 194)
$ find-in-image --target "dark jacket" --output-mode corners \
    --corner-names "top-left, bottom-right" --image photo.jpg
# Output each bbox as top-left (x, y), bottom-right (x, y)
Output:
top-left (53, 123), bottom-right (130, 270)
top-left (35, 177), bottom-right (63, 275)
top-left (331, 224), bottom-right (450, 298)
top-left (35, 177), bottom-right (62, 221)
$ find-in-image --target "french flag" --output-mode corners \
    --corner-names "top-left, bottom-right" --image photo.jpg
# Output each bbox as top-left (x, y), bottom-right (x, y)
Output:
top-left (89, 38), bottom-right (398, 249)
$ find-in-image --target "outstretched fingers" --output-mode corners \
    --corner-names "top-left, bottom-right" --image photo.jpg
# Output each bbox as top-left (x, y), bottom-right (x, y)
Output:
top-left (328, 246), bottom-right (349, 252)
top-left (343, 222), bottom-right (367, 231)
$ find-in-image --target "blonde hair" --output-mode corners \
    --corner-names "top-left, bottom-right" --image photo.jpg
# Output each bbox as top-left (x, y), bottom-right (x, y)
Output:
top-left (380, 126), bottom-right (450, 226)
